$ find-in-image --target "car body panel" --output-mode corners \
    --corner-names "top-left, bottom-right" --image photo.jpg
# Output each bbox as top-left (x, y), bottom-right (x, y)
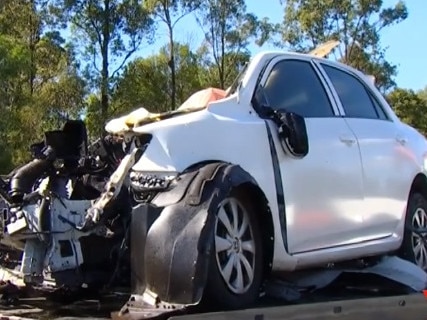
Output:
top-left (132, 99), bottom-right (298, 270)
top-left (314, 58), bottom-right (427, 242)
top-left (267, 117), bottom-right (370, 254)
top-left (255, 55), bottom-right (370, 253)
top-left (343, 118), bottom-right (415, 237)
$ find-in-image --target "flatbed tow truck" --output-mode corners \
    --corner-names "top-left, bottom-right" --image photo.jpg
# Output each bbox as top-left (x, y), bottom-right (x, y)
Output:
top-left (0, 285), bottom-right (426, 320)
top-left (0, 256), bottom-right (426, 320)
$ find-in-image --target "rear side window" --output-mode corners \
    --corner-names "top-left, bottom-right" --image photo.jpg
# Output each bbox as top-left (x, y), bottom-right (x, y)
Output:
top-left (263, 60), bottom-right (335, 118)
top-left (322, 64), bottom-right (387, 120)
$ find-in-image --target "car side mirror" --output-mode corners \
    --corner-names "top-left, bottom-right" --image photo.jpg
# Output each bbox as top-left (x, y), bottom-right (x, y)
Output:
top-left (252, 85), bottom-right (309, 158)
top-left (275, 111), bottom-right (309, 158)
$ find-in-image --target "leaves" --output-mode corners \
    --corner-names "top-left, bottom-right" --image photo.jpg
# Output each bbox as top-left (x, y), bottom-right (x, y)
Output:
top-left (110, 42), bottom-right (204, 115)
top-left (0, 0), bottom-right (424, 173)
top-left (280, 0), bottom-right (408, 92)
top-left (195, 0), bottom-right (262, 88)
top-left (0, 0), bottom-right (87, 171)
top-left (387, 88), bottom-right (427, 136)
top-left (144, 0), bottom-right (201, 109)
top-left (50, 0), bottom-right (155, 117)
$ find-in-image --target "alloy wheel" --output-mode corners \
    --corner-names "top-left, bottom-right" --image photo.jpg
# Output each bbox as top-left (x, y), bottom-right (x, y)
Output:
top-left (214, 197), bottom-right (256, 294)
top-left (411, 207), bottom-right (427, 270)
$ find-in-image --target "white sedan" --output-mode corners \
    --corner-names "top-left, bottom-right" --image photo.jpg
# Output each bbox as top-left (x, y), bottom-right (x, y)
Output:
top-left (117, 50), bottom-right (427, 309)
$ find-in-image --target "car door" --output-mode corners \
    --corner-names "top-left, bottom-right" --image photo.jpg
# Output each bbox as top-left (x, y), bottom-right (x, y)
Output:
top-left (319, 62), bottom-right (409, 238)
top-left (259, 56), bottom-right (367, 254)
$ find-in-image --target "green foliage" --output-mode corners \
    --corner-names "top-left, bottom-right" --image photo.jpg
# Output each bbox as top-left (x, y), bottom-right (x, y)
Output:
top-left (0, 0), bottom-right (422, 173)
top-left (144, 0), bottom-right (201, 110)
top-left (0, 0), bottom-right (87, 172)
top-left (418, 86), bottom-right (427, 105)
top-left (195, 0), bottom-right (262, 88)
top-left (50, 0), bottom-right (155, 119)
top-left (0, 35), bottom-right (30, 109)
top-left (280, 0), bottom-right (408, 91)
top-left (197, 47), bottom-right (250, 89)
top-left (85, 94), bottom-right (104, 138)
top-left (110, 43), bottom-right (204, 115)
top-left (387, 88), bottom-right (427, 136)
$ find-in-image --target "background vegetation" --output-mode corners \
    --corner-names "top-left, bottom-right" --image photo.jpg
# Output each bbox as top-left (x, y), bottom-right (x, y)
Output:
top-left (0, 0), bottom-right (425, 172)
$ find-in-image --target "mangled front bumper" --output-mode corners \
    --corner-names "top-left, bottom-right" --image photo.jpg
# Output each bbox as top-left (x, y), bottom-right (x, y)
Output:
top-left (130, 201), bottom-right (213, 305)
top-left (120, 163), bottom-right (235, 319)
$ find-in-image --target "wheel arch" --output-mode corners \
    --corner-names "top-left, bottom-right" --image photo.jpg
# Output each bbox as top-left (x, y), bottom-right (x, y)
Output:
top-left (141, 160), bottom-right (274, 305)
top-left (408, 173), bottom-right (427, 199)
top-left (184, 160), bottom-right (275, 277)
top-left (398, 172), bottom-right (427, 268)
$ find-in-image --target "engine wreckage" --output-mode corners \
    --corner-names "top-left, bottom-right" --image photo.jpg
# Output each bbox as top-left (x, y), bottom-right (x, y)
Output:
top-left (0, 87), bottom-right (235, 317)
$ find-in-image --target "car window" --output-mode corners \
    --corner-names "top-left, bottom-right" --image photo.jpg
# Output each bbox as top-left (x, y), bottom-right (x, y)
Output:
top-left (322, 64), bottom-right (385, 120)
top-left (370, 94), bottom-right (389, 120)
top-left (263, 60), bottom-right (335, 118)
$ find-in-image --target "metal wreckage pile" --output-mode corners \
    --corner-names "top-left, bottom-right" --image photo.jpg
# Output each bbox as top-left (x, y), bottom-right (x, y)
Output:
top-left (0, 121), bottom-right (133, 294)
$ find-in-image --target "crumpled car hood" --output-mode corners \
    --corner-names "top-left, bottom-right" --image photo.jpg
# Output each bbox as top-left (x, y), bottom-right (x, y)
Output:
top-left (105, 87), bottom-right (226, 135)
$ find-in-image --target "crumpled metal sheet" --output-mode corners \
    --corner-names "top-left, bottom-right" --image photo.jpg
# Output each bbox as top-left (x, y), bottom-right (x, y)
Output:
top-left (347, 256), bottom-right (427, 291)
top-left (266, 256), bottom-right (427, 301)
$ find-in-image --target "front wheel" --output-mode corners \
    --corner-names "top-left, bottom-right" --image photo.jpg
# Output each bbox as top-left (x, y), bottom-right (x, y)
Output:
top-left (399, 192), bottom-right (427, 270)
top-left (203, 189), bottom-right (263, 309)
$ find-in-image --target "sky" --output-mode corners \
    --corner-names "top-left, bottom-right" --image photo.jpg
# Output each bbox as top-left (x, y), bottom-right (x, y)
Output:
top-left (137, 0), bottom-right (427, 92)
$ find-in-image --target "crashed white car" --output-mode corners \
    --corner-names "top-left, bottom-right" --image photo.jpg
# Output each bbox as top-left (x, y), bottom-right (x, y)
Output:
top-left (107, 50), bottom-right (427, 308)
top-left (1, 49), bottom-right (427, 315)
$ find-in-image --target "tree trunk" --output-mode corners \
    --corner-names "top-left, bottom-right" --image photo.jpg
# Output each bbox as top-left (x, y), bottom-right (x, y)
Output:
top-left (101, 0), bottom-right (110, 120)
top-left (168, 27), bottom-right (176, 111)
top-left (28, 0), bottom-right (37, 96)
top-left (165, 5), bottom-right (176, 111)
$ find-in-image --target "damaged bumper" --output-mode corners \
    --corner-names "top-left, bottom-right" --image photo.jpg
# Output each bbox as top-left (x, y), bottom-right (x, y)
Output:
top-left (126, 199), bottom-right (213, 311)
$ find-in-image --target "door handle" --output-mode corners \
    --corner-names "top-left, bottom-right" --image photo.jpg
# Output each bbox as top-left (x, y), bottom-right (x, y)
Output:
top-left (339, 135), bottom-right (356, 145)
top-left (396, 135), bottom-right (408, 145)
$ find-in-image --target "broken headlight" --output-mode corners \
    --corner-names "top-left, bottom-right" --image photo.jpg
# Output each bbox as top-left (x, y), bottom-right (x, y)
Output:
top-left (130, 171), bottom-right (177, 191)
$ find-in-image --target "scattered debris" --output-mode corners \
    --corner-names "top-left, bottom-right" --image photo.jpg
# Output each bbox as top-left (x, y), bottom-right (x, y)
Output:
top-left (265, 256), bottom-right (427, 301)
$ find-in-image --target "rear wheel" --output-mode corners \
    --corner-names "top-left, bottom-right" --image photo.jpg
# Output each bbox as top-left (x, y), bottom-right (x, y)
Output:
top-left (399, 192), bottom-right (427, 270)
top-left (204, 190), bottom-right (263, 309)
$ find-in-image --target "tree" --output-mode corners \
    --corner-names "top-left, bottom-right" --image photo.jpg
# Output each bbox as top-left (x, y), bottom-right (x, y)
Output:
top-left (51, 0), bottom-right (154, 120)
top-left (110, 42), bottom-right (204, 117)
top-left (0, 0), bottom-right (87, 168)
top-left (0, 35), bottom-right (29, 172)
top-left (0, 35), bottom-right (30, 109)
top-left (145, 0), bottom-right (200, 110)
top-left (195, 0), bottom-right (261, 89)
top-left (0, 0), bottom-right (45, 96)
top-left (387, 88), bottom-right (427, 136)
top-left (197, 47), bottom-right (250, 89)
top-left (418, 86), bottom-right (427, 105)
top-left (280, 0), bottom-right (408, 91)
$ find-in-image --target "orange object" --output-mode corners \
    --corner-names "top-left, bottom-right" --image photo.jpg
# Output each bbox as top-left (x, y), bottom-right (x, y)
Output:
top-left (177, 87), bottom-right (227, 111)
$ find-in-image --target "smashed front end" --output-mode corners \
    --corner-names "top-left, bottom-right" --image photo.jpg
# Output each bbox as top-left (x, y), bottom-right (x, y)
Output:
top-left (0, 88), bottom-right (230, 317)
top-left (0, 120), bottom-right (137, 294)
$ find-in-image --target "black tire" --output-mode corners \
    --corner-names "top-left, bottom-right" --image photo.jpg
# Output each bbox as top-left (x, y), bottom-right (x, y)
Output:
top-left (399, 192), bottom-right (427, 270)
top-left (203, 189), bottom-right (264, 310)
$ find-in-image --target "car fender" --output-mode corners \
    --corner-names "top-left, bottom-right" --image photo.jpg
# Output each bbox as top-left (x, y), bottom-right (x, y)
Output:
top-left (132, 162), bottom-right (262, 305)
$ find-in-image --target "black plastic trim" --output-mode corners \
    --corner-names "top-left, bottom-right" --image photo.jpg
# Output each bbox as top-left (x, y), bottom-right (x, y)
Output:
top-left (264, 121), bottom-right (288, 252)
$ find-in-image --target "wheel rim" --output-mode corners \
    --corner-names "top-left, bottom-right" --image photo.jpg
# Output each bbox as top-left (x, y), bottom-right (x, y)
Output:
top-left (214, 197), bottom-right (256, 294)
top-left (411, 207), bottom-right (427, 270)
